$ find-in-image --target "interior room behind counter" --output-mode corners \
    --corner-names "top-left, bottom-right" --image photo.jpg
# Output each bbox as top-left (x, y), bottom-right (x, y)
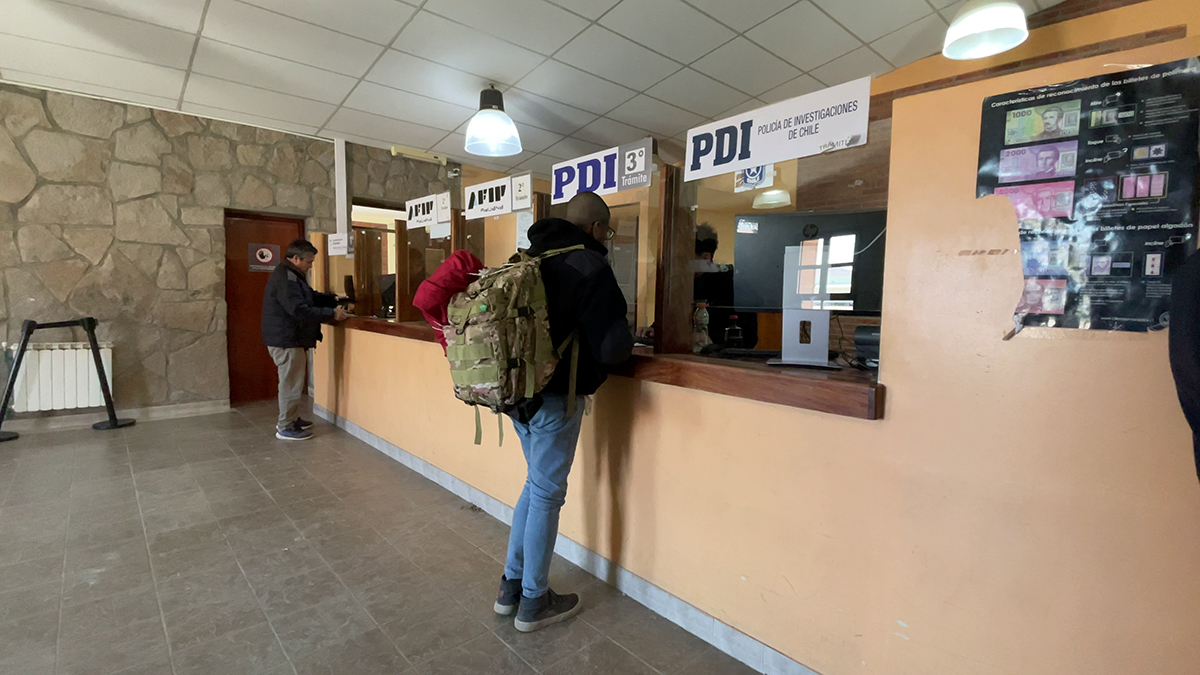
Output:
top-left (683, 155), bottom-right (887, 366)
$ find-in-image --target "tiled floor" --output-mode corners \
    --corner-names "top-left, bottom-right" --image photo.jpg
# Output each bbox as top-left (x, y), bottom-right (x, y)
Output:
top-left (0, 401), bottom-right (757, 675)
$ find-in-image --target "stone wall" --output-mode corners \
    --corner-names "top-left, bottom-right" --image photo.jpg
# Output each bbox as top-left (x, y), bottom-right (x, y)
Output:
top-left (0, 84), bottom-right (338, 409)
top-left (346, 141), bottom-right (457, 208)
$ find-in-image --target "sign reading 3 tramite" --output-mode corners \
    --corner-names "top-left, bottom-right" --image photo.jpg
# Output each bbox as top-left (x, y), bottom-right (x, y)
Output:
top-left (683, 77), bottom-right (871, 182)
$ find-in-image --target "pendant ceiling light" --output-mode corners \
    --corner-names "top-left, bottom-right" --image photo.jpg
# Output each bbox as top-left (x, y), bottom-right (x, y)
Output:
top-left (752, 189), bottom-right (792, 210)
top-left (465, 86), bottom-right (522, 157)
top-left (943, 0), bottom-right (1029, 61)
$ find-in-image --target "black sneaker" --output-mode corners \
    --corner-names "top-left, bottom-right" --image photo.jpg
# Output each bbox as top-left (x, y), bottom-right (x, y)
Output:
top-left (494, 575), bottom-right (522, 616)
top-left (514, 589), bottom-right (580, 633)
top-left (294, 417), bottom-right (314, 430)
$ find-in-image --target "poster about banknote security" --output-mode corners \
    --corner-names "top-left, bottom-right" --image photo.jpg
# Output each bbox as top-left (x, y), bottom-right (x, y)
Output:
top-left (976, 57), bottom-right (1200, 332)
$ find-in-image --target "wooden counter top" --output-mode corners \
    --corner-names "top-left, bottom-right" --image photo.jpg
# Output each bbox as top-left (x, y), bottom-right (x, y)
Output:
top-left (341, 318), bottom-right (884, 420)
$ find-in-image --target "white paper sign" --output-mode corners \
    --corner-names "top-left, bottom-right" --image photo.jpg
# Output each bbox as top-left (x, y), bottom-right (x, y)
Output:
top-left (327, 233), bottom-right (348, 255)
top-left (516, 210), bottom-right (535, 251)
top-left (406, 194), bottom-right (437, 229)
top-left (436, 191), bottom-right (451, 223)
top-left (685, 77), bottom-right (871, 182)
top-left (464, 176), bottom-right (512, 219)
top-left (511, 174), bottom-right (533, 211)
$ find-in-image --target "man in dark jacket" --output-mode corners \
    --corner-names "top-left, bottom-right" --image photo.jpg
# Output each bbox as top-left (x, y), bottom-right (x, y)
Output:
top-left (1170, 249), bottom-right (1200, 482)
top-left (495, 191), bottom-right (634, 633)
top-left (261, 239), bottom-right (349, 441)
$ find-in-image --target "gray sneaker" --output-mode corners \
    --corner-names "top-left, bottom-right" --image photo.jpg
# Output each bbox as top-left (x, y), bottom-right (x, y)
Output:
top-left (494, 575), bottom-right (522, 616)
top-left (514, 589), bottom-right (580, 633)
top-left (275, 424), bottom-right (313, 441)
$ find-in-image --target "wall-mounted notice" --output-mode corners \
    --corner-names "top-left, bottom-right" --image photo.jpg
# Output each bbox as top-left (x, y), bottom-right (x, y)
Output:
top-left (248, 243), bottom-right (279, 272)
top-left (684, 77), bottom-right (870, 182)
top-left (464, 176), bottom-right (512, 219)
top-left (327, 233), bottom-right (348, 256)
top-left (552, 137), bottom-right (653, 204)
top-left (977, 57), bottom-right (1200, 332)
top-left (407, 192), bottom-right (451, 230)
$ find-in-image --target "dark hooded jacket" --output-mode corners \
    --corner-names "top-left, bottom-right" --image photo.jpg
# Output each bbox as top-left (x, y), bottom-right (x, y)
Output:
top-left (525, 218), bottom-right (633, 397)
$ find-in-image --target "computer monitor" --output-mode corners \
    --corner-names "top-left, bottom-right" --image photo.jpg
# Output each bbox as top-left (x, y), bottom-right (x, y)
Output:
top-left (732, 210), bottom-right (886, 316)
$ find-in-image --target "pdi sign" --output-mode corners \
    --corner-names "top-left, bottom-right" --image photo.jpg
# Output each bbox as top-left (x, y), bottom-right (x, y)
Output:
top-left (685, 77), bottom-right (871, 182)
top-left (552, 137), bottom-right (654, 204)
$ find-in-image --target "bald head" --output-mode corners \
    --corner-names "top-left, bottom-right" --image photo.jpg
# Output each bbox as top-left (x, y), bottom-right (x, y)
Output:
top-left (566, 191), bottom-right (610, 236)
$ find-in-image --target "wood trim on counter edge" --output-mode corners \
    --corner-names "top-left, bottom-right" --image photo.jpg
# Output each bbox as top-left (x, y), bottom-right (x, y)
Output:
top-left (340, 318), bottom-right (884, 420)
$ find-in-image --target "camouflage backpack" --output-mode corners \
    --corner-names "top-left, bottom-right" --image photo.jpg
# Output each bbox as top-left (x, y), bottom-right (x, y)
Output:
top-left (443, 246), bottom-right (583, 444)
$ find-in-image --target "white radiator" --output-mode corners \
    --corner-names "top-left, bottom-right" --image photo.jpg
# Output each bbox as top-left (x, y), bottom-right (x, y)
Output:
top-left (5, 342), bottom-right (113, 413)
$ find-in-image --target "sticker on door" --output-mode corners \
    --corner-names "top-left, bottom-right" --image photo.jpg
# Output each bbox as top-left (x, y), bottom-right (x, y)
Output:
top-left (249, 243), bottom-right (279, 272)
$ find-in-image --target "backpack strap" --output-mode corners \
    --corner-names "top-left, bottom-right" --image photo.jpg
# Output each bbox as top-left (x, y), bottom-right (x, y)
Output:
top-left (474, 405), bottom-right (482, 446)
top-left (554, 331), bottom-right (581, 419)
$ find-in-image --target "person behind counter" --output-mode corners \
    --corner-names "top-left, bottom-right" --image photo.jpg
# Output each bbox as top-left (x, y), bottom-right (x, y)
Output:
top-left (261, 239), bottom-right (350, 441)
top-left (693, 224), bottom-right (756, 350)
top-left (495, 192), bottom-right (634, 633)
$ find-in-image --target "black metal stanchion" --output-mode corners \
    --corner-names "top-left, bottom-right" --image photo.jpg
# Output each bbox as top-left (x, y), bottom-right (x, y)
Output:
top-left (0, 317), bottom-right (135, 443)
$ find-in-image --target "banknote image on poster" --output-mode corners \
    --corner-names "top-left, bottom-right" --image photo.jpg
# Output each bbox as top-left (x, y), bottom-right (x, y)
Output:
top-left (977, 56), bottom-right (1200, 332)
top-left (1005, 100), bottom-right (1082, 144)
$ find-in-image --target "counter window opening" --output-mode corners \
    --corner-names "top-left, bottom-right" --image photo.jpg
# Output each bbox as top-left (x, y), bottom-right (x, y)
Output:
top-left (674, 154), bottom-right (887, 369)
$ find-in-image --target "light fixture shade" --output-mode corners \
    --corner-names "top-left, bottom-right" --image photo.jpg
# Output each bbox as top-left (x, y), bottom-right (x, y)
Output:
top-left (465, 87), bottom-right (522, 157)
top-left (943, 0), bottom-right (1029, 61)
top-left (752, 189), bottom-right (792, 210)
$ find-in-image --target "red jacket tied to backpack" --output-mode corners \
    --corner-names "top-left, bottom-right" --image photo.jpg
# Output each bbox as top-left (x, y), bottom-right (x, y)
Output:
top-left (413, 250), bottom-right (485, 353)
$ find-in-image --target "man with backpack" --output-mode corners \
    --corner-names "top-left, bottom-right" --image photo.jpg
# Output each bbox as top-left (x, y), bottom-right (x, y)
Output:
top-left (491, 191), bottom-right (634, 632)
top-left (261, 239), bottom-right (350, 441)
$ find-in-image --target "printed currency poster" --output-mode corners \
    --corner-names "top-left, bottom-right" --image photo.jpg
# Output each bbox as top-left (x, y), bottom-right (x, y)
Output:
top-left (976, 57), bottom-right (1200, 332)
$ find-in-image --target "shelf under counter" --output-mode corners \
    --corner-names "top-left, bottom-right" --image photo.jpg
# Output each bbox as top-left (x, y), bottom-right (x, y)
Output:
top-left (340, 319), bottom-right (883, 420)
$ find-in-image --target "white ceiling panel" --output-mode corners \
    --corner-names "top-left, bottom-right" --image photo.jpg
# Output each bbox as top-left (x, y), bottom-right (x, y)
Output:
top-left (517, 61), bottom-right (637, 116)
top-left (712, 97), bottom-right (767, 121)
top-left (2, 0), bottom-right (196, 69)
top-left (180, 102), bottom-right (321, 136)
top-left (191, 39), bottom-right (358, 104)
top-left (203, 0), bottom-right (382, 76)
top-left (240, 0), bottom-right (418, 45)
top-left (3, 70), bottom-right (182, 110)
top-left (366, 51), bottom-right (494, 110)
top-left (872, 14), bottom-right (948, 68)
top-left (184, 74), bottom-right (336, 127)
top-left (397, 11), bottom-right (544, 86)
top-left (541, 136), bottom-right (607, 161)
top-left (344, 81), bottom-right (475, 131)
top-left (691, 37), bottom-right (801, 97)
top-left (510, 124), bottom-right (565, 154)
top-left (759, 74), bottom-right (824, 104)
top-left (600, 0), bottom-right (735, 64)
top-left (747, 1), bottom-right (860, 72)
top-left (554, 26), bottom-right (681, 91)
top-left (646, 68), bottom-right (750, 119)
top-left (494, 150), bottom-right (540, 170)
top-left (424, 0), bottom-right (589, 55)
top-left (54, 0), bottom-right (208, 33)
top-left (325, 108), bottom-right (451, 149)
top-left (573, 117), bottom-right (652, 147)
top-left (605, 95), bottom-right (704, 137)
top-left (432, 132), bottom-right (468, 157)
top-left (811, 0), bottom-right (933, 43)
top-left (514, 153), bottom-right (559, 177)
top-left (502, 89), bottom-right (598, 136)
top-left (0, 34), bottom-right (186, 99)
top-left (809, 47), bottom-right (892, 87)
top-left (544, 0), bottom-right (621, 20)
top-left (682, 0), bottom-right (794, 32)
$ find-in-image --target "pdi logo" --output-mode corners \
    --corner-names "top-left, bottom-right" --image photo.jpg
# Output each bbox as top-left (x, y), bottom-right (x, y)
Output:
top-left (689, 120), bottom-right (753, 173)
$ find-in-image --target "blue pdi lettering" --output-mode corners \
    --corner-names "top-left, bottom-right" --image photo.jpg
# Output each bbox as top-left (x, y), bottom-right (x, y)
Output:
top-left (690, 120), bottom-right (753, 172)
top-left (553, 151), bottom-right (619, 200)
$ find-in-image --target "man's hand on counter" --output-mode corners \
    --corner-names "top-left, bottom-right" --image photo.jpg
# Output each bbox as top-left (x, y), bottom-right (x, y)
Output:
top-left (334, 307), bottom-right (353, 321)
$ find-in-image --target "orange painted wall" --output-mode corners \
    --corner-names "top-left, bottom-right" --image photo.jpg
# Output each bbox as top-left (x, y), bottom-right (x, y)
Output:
top-left (314, 10), bottom-right (1200, 675)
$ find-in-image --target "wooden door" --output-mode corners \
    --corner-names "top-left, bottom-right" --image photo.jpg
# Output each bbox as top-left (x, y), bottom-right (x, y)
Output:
top-left (225, 213), bottom-right (305, 404)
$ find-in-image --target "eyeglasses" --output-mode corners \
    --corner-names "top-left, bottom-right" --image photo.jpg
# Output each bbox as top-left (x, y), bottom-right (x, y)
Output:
top-left (599, 224), bottom-right (616, 241)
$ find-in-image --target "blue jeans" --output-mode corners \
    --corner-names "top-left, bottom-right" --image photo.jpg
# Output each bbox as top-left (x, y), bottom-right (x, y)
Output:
top-left (504, 394), bottom-right (585, 599)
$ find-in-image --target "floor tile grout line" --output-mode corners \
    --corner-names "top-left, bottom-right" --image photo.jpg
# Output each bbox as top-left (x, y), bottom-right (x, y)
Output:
top-left (131, 443), bottom-right (184, 675)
